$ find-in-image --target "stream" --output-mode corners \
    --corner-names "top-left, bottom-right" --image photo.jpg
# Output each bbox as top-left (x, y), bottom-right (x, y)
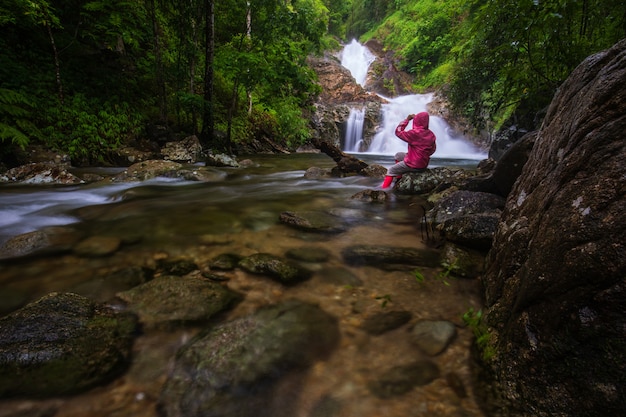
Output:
top-left (0, 153), bottom-right (488, 417)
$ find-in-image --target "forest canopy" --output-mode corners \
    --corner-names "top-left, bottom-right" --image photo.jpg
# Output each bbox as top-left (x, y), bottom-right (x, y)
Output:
top-left (1, 0), bottom-right (624, 164)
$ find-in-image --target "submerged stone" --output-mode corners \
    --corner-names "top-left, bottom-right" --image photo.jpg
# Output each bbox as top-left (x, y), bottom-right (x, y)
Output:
top-left (0, 292), bottom-right (137, 397)
top-left (116, 275), bottom-right (239, 328)
top-left (238, 253), bottom-right (312, 285)
top-left (159, 300), bottom-right (340, 417)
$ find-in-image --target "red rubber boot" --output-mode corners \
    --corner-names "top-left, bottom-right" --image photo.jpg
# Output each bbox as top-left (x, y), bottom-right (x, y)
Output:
top-left (381, 175), bottom-right (394, 189)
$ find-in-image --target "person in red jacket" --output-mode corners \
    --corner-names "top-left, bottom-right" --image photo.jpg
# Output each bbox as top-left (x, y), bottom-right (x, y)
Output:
top-left (381, 111), bottom-right (437, 188)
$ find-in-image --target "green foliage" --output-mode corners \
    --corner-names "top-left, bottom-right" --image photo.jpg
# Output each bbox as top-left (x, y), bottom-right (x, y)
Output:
top-left (462, 308), bottom-right (495, 361)
top-left (446, 0), bottom-right (626, 131)
top-left (40, 94), bottom-right (142, 163)
top-left (0, 88), bottom-right (40, 149)
top-left (414, 261), bottom-right (459, 286)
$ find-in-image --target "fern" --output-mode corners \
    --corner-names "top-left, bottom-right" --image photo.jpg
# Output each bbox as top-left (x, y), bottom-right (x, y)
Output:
top-left (0, 88), bottom-right (39, 149)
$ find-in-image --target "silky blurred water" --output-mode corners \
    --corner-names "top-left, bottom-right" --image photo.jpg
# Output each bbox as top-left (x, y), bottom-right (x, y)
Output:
top-left (0, 153), bottom-right (487, 417)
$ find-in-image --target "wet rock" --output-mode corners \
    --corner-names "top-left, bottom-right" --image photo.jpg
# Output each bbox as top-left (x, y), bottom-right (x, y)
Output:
top-left (429, 190), bottom-right (505, 225)
top-left (462, 132), bottom-right (538, 197)
top-left (315, 266), bottom-right (363, 287)
top-left (0, 162), bottom-right (83, 185)
top-left (440, 242), bottom-right (486, 279)
top-left (70, 266), bottom-right (154, 303)
top-left (205, 152), bottom-right (239, 167)
top-left (0, 227), bottom-right (83, 259)
top-left (361, 163), bottom-right (387, 178)
top-left (116, 275), bottom-right (239, 329)
top-left (0, 230), bottom-right (50, 259)
top-left (156, 258), bottom-right (198, 276)
top-left (209, 253), bottom-right (243, 270)
top-left (0, 292), bottom-right (137, 397)
top-left (394, 167), bottom-right (465, 195)
top-left (342, 244), bottom-right (440, 269)
top-left (304, 166), bottom-right (333, 179)
top-left (161, 135), bottom-right (202, 163)
top-left (112, 160), bottom-right (182, 182)
top-left (428, 190), bottom-right (504, 250)
top-left (73, 235), bottom-right (122, 257)
top-left (159, 300), bottom-right (340, 417)
top-left (439, 212), bottom-right (501, 250)
top-left (410, 320), bottom-right (457, 356)
top-left (285, 246), bottom-right (331, 263)
top-left (350, 189), bottom-right (390, 203)
top-left (481, 39), bottom-right (626, 416)
top-left (367, 360), bottom-right (440, 398)
top-left (238, 253), bottom-right (312, 285)
top-left (360, 310), bottom-right (412, 335)
top-left (176, 167), bottom-right (227, 182)
top-left (279, 211), bottom-right (347, 233)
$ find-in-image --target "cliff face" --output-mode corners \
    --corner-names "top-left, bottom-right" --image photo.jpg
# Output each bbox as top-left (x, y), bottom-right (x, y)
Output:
top-left (480, 40), bottom-right (626, 416)
top-left (307, 54), bottom-right (383, 150)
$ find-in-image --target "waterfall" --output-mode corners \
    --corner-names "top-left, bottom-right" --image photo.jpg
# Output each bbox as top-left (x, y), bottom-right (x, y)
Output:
top-left (344, 108), bottom-right (365, 152)
top-left (368, 94), bottom-right (485, 158)
top-left (340, 39), bottom-right (375, 87)
top-left (339, 41), bottom-right (486, 160)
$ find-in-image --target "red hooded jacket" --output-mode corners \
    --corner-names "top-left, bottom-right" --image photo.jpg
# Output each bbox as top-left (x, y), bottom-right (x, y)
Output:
top-left (394, 112), bottom-right (437, 169)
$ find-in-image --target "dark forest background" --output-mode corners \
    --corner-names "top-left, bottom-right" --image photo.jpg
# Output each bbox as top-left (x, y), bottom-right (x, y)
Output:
top-left (1, 0), bottom-right (624, 164)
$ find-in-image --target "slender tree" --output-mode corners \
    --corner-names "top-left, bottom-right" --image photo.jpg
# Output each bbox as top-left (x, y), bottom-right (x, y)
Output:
top-left (201, 0), bottom-right (215, 150)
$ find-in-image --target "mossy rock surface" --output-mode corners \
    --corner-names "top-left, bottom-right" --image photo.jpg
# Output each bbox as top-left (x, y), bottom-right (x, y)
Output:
top-left (0, 292), bottom-right (137, 398)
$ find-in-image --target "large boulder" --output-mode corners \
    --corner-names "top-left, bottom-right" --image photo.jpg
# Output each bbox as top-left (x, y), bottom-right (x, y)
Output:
top-left (479, 40), bottom-right (626, 416)
top-left (159, 300), bottom-right (339, 417)
top-left (0, 292), bottom-right (137, 397)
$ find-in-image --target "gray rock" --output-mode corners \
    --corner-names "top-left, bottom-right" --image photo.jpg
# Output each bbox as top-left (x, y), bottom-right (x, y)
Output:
top-left (112, 160), bottom-right (182, 182)
top-left (361, 310), bottom-right (412, 335)
top-left (161, 135), bottom-right (202, 163)
top-left (205, 152), bottom-right (239, 167)
top-left (430, 190), bottom-right (505, 224)
top-left (0, 292), bottom-right (137, 397)
top-left (342, 244), bottom-right (440, 269)
top-left (0, 162), bottom-right (83, 185)
top-left (159, 300), bottom-right (340, 417)
top-left (480, 39), bottom-right (626, 416)
top-left (279, 211), bottom-right (347, 233)
top-left (394, 167), bottom-right (464, 194)
top-left (209, 253), bottom-right (243, 270)
top-left (238, 253), bottom-right (312, 285)
top-left (440, 242), bottom-right (486, 278)
top-left (439, 212), bottom-right (501, 250)
top-left (410, 320), bottom-right (457, 356)
top-left (350, 189), bottom-right (390, 203)
top-left (367, 360), bottom-right (440, 398)
top-left (116, 276), bottom-right (239, 328)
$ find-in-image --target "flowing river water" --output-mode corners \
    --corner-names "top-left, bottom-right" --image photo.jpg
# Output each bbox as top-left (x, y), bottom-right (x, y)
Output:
top-left (0, 153), bottom-right (488, 417)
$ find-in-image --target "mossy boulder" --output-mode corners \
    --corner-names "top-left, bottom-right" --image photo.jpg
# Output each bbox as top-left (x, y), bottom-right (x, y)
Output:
top-left (0, 292), bottom-right (137, 398)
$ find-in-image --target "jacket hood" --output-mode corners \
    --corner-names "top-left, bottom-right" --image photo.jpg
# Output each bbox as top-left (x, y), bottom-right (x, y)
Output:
top-left (413, 112), bottom-right (430, 129)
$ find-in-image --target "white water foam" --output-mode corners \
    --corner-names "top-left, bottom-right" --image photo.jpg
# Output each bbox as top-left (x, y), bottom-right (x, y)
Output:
top-left (340, 41), bottom-right (486, 160)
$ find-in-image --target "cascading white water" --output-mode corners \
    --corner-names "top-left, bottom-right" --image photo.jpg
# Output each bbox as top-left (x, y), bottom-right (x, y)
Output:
top-left (341, 40), bottom-right (375, 153)
top-left (340, 39), bottom-right (375, 86)
top-left (344, 108), bottom-right (366, 152)
top-left (340, 41), bottom-right (486, 160)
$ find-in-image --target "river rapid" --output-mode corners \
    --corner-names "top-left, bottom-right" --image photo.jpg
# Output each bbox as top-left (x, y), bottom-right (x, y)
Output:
top-left (0, 153), bottom-right (487, 417)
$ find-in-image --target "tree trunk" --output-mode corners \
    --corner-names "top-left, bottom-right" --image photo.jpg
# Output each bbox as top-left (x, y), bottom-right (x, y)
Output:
top-left (45, 23), bottom-right (64, 106)
top-left (201, 0), bottom-right (216, 150)
top-left (148, 0), bottom-right (167, 123)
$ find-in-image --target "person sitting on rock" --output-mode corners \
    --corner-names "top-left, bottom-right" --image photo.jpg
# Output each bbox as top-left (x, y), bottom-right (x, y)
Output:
top-left (381, 112), bottom-right (437, 189)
